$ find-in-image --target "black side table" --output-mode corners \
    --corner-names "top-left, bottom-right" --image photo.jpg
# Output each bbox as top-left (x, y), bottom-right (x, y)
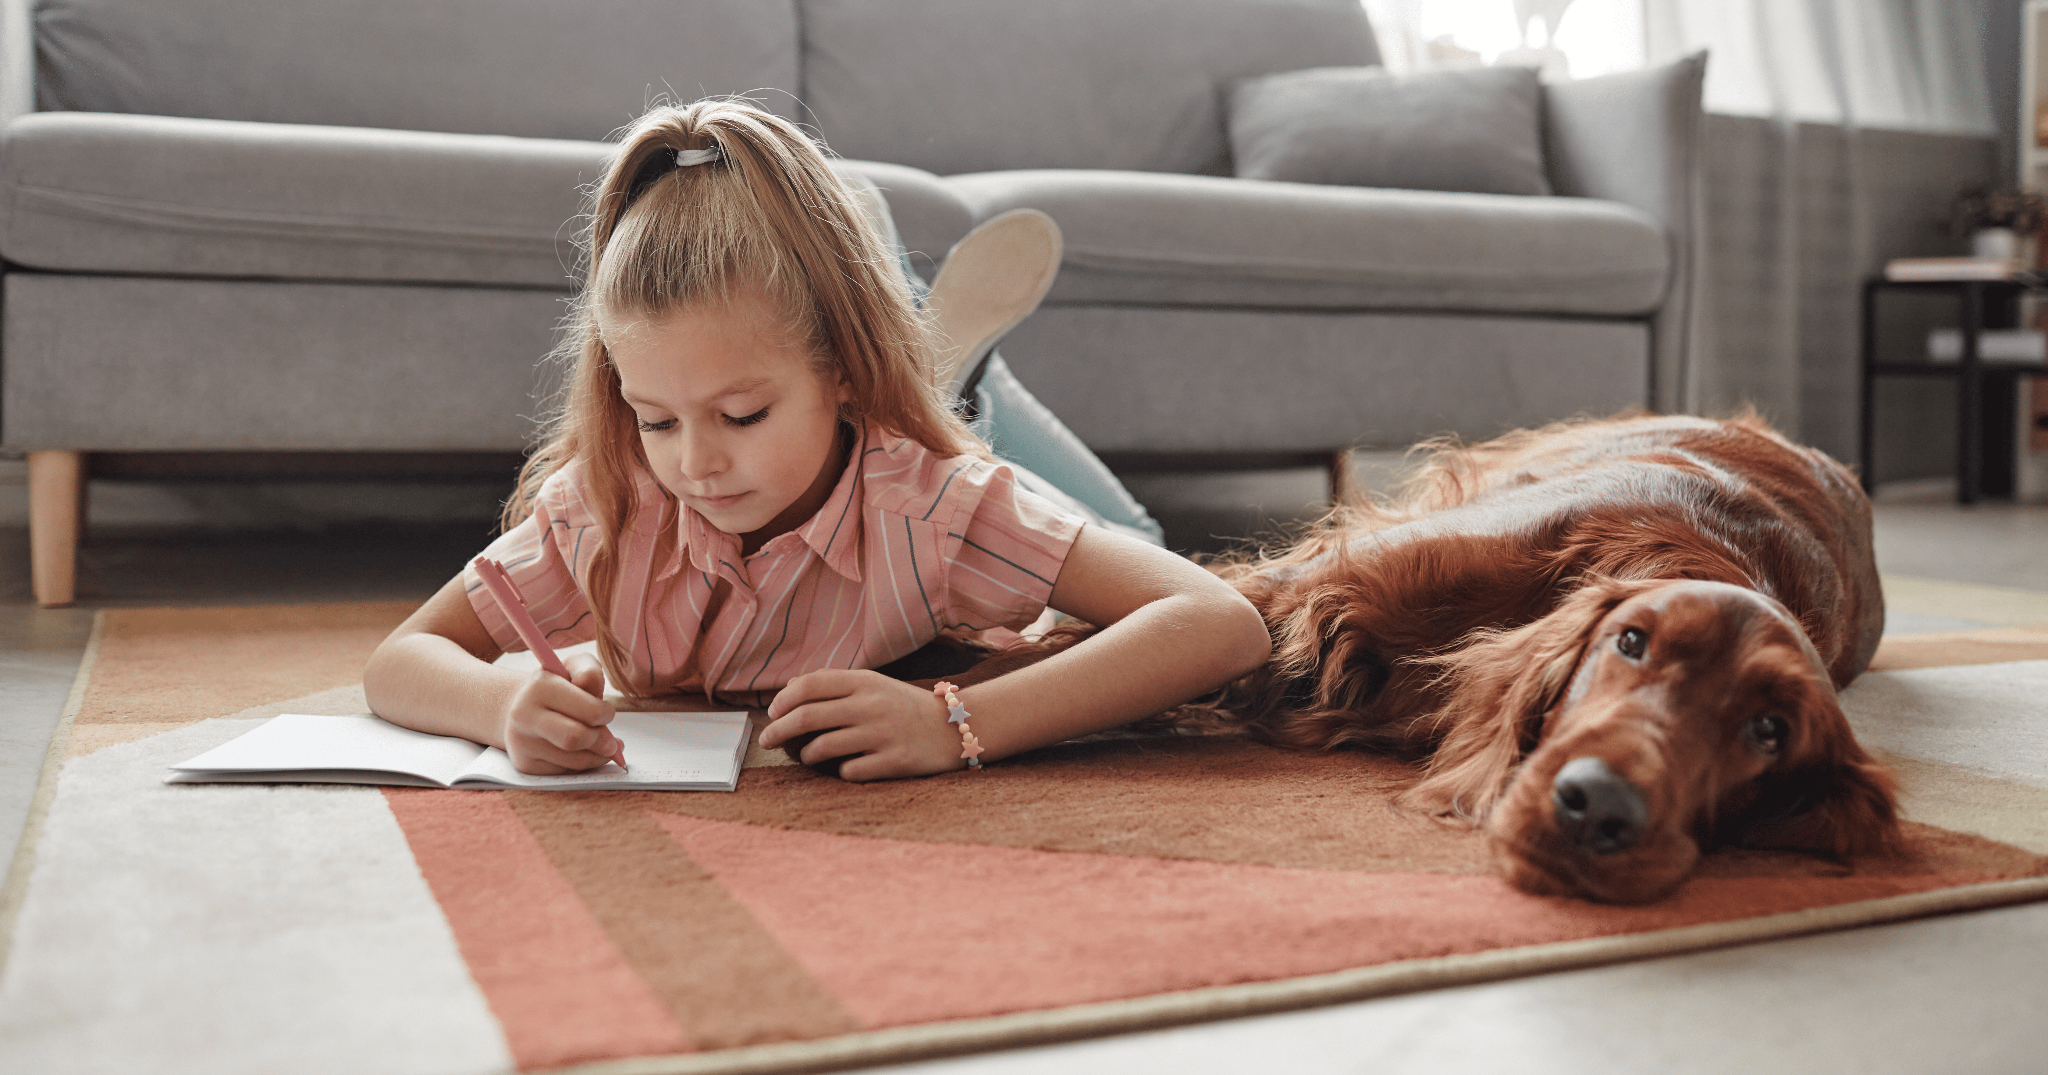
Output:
top-left (1859, 276), bottom-right (2046, 504)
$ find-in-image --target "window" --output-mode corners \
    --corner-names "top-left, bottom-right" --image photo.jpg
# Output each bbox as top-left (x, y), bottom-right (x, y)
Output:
top-left (1363, 0), bottom-right (1646, 81)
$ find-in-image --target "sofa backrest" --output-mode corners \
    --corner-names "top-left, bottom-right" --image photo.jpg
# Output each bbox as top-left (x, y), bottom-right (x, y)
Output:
top-left (799, 0), bottom-right (1380, 176)
top-left (28, 0), bottom-right (1378, 175)
top-left (32, 0), bottom-right (803, 140)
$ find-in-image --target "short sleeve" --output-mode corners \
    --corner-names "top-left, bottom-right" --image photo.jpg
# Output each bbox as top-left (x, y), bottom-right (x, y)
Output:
top-left (460, 473), bottom-right (601, 655)
top-left (944, 463), bottom-right (1084, 631)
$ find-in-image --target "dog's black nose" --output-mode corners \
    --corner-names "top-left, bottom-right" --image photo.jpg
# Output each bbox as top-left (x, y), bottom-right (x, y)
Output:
top-left (1551, 757), bottom-right (1647, 854)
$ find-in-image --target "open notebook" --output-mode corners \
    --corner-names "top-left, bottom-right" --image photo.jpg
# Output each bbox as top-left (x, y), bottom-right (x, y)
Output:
top-left (166, 711), bottom-right (752, 791)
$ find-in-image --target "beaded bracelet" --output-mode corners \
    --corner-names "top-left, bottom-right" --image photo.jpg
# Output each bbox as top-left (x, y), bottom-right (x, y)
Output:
top-left (931, 681), bottom-right (984, 769)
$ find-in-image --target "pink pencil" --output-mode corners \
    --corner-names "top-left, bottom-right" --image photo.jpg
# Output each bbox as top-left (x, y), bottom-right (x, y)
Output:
top-left (473, 555), bottom-right (626, 770)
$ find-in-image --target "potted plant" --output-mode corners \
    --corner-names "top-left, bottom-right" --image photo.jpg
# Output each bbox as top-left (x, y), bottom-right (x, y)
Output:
top-left (1952, 187), bottom-right (2048, 259)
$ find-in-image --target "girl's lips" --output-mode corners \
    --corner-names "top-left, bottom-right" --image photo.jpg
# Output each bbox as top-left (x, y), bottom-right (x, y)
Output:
top-left (694, 492), bottom-right (747, 509)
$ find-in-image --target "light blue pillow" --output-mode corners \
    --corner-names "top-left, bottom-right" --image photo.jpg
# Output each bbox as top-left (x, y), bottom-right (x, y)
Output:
top-left (967, 356), bottom-right (1165, 546)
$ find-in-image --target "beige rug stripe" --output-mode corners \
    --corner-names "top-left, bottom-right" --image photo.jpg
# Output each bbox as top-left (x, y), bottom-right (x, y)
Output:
top-left (1869, 628), bottom-right (2048, 672)
top-left (66, 602), bottom-right (412, 758)
top-left (557, 876), bottom-right (2048, 1075)
top-left (70, 684), bottom-right (376, 757)
top-left (1883, 752), bottom-right (2048, 854)
top-left (0, 612), bottom-right (102, 973)
top-left (1882, 575), bottom-right (2048, 628)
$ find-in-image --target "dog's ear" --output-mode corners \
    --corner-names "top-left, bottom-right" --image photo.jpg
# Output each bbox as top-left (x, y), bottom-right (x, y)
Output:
top-left (1402, 578), bottom-right (1651, 822)
top-left (1736, 745), bottom-right (1900, 858)
top-left (1733, 687), bottom-right (1899, 857)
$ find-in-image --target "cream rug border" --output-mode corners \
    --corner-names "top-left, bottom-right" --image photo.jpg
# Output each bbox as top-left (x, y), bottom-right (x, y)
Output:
top-left (0, 611), bottom-right (101, 972)
top-left (1883, 574), bottom-right (2048, 627)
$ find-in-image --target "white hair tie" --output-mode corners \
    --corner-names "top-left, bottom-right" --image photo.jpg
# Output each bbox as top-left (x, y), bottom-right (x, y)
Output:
top-left (674, 146), bottom-right (721, 168)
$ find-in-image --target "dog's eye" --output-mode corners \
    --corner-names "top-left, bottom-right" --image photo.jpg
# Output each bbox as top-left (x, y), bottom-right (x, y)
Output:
top-left (1748, 713), bottom-right (1787, 755)
top-left (1616, 627), bottom-right (1648, 659)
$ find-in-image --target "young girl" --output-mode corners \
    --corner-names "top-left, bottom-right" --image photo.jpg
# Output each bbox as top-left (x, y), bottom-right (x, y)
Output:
top-left (362, 99), bottom-right (1270, 781)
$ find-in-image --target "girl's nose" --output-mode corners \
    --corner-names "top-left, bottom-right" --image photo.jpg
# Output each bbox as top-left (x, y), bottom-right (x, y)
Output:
top-left (676, 427), bottom-right (726, 483)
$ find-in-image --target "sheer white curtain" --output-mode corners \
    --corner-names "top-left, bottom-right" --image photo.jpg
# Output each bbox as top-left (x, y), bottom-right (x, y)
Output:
top-left (1360, 0), bottom-right (2002, 456)
top-left (1362, 0), bottom-right (1993, 132)
top-left (1646, 0), bottom-right (1997, 452)
top-left (1644, 0), bottom-right (1994, 132)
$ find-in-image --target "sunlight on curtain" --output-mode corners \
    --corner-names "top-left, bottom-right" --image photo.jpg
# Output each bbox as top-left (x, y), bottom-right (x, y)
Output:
top-left (1363, 0), bottom-right (1992, 133)
top-left (1644, 0), bottom-right (1995, 133)
top-left (1362, 0), bottom-right (1644, 79)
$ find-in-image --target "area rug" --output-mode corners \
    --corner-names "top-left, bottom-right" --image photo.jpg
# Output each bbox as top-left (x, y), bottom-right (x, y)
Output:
top-left (5, 579), bottom-right (2048, 1075)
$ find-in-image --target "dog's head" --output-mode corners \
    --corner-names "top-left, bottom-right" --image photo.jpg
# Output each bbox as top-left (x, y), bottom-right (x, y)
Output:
top-left (1407, 578), bottom-right (1898, 903)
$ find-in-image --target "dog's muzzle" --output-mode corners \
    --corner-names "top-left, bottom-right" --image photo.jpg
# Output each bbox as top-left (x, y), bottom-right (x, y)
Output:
top-left (1551, 756), bottom-right (1648, 854)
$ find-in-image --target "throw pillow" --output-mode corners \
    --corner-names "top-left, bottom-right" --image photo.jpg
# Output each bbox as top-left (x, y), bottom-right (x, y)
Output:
top-left (1228, 65), bottom-right (1550, 196)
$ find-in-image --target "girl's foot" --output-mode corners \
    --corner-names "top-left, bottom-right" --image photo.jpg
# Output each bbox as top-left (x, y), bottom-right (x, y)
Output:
top-left (926, 208), bottom-right (1062, 397)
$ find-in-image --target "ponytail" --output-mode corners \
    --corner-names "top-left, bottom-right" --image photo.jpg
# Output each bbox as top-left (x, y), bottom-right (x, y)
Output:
top-left (504, 97), bottom-right (984, 692)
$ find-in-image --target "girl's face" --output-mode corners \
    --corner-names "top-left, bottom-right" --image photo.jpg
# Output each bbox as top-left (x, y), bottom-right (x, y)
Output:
top-left (602, 288), bottom-right (852, 556)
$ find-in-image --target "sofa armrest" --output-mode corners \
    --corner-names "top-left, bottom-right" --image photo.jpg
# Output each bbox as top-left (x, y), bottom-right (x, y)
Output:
top-left (0, 0), bottom-right (30, 126)
top-left (1543, 51), bottom-right (1708, 413)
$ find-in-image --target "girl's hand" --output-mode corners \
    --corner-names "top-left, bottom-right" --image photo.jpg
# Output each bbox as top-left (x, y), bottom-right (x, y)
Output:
top-left (498, 652), bottom-right (621, 774)
top-left (760, 670), bottom-right (963, 782)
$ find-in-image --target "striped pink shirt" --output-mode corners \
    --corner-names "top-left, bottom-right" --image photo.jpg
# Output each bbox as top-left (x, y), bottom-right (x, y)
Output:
top-left (463, 423), bottom-right (1083, 702)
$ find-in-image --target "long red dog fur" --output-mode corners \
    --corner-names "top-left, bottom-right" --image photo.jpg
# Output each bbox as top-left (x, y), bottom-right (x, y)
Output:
top-left (958, 412), bottom-right (1899, 903)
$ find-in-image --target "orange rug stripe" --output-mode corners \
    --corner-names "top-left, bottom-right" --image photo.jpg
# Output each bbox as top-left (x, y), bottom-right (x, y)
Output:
top-left (502, 792), bottom-right (866, 1051)
top-left (382, 789), bottom-right (693, 1069)
top-left (653, 812), bottom-right (2044, 1031)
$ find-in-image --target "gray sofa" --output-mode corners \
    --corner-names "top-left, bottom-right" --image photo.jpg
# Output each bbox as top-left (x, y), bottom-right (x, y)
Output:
top-left (0, 0), bottom-right (1705, 605)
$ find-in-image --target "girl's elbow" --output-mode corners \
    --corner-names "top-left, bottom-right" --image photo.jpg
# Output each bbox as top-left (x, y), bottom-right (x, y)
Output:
top-left (1218, 592), bottom-right (1272, 676)
top-left (362, 637), bottom-right (405, 708)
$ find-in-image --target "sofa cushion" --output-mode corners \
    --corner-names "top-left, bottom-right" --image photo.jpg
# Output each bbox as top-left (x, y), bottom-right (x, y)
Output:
top-left (845, 160), bottom-right (978, 271)
top-left (3, 273), bottom-right (568, 451)
top-left (0, 112), bottom-right (603, 286)
top-left (1228, 65), bottom-right (1550, 196)
top-left (800, 0), bottom-right (1379, 177)
top-left (945, 170), bottom-right (1669, 317)
top-left (997, 305), bottom-right (1649, 453)
top-left (35, 0), bottom-right (800, 140)
top-left (0, 112), bottom-right (975, 286)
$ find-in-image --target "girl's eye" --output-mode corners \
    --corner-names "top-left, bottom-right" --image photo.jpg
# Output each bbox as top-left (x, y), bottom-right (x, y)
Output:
top-left (1748, 713), bottom-right (1787, 755)
top-left (636, 417), bottom-right (675, 434)
top-left (724, 407), bottom-right (770, 428)
top-left (1617, 627), bottom-right (1648, 659)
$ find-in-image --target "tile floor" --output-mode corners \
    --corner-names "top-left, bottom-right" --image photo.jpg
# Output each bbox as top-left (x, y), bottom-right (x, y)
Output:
top-left (3, 466), bottom-right (2045, 1074)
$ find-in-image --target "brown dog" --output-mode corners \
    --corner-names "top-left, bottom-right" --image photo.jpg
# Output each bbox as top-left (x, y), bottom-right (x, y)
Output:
top-left (950, 412), bottom-right (1898, 903)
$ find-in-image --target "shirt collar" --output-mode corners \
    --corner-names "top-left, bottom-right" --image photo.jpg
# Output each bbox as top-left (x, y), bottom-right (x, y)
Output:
top-left (675, 421), bottom-right (868, 583)
top-left (794, 422), bottom-right (868, 582)
top-left (678, 495), bottom-right (740, 579)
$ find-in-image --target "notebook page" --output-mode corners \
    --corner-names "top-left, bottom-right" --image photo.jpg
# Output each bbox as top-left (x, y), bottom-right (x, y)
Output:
top-left (168, 713), bottom-right (486, 786)
top-left (454, 711), bottom-right (751, 789)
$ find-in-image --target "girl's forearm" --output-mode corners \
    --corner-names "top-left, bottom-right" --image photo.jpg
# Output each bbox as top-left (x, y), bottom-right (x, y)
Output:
top-left (955, 592), bottom-right (1270, 761)
top-left (363, 633), bottom-right (523, 749)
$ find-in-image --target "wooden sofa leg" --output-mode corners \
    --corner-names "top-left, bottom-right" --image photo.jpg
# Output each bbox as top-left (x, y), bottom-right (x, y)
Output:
top-left (1327, 449), bottom-right (1354, 506)
top-left (29, 451), bottom-right (82, 607)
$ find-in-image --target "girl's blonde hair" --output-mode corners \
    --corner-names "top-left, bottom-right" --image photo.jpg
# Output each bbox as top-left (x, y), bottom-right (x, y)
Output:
top-left (507, 97), bottom-right (985, 690)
